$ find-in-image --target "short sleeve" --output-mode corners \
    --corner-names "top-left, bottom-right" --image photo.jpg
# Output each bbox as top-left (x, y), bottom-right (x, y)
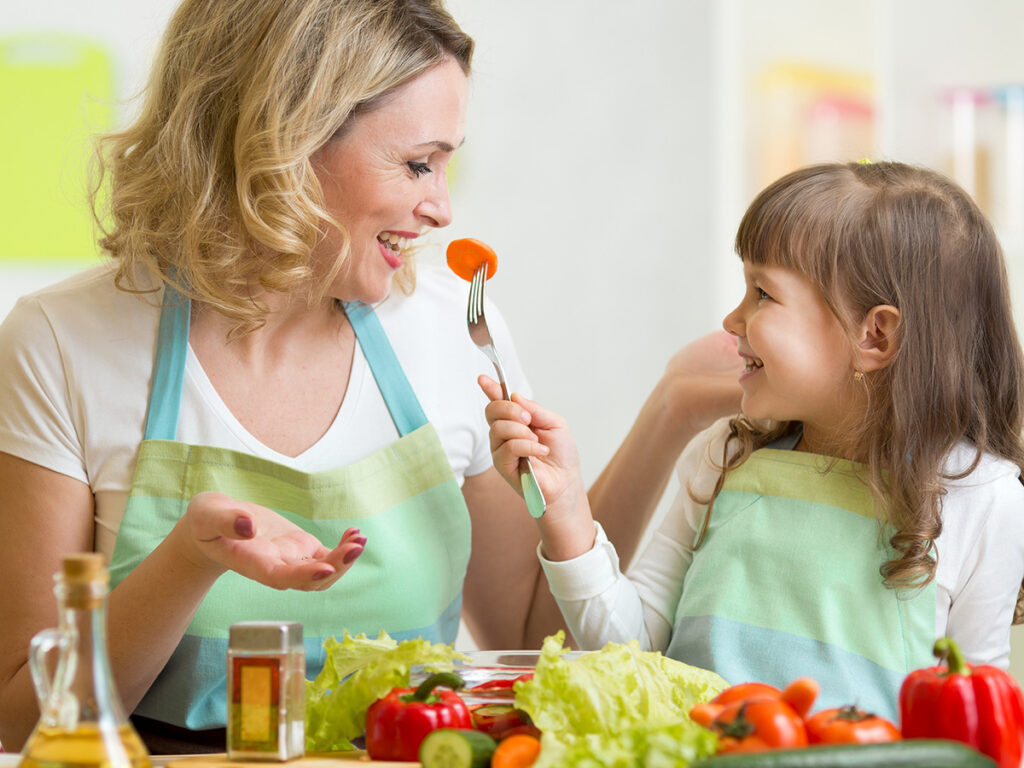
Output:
top-left (0, 295), bottom-right (88, 482)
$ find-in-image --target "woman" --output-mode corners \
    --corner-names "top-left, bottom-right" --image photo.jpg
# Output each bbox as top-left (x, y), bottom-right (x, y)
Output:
top-left (0, 0), bottom-right (742, 753)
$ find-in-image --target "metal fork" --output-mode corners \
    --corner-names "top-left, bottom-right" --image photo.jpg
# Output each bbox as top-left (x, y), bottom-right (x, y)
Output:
top-left (467, 264), bottom-right (546, 518)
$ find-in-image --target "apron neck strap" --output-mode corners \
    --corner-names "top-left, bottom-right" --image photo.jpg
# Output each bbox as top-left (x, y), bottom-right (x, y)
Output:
top-left (143, 289), bottom-right (428, 441)
top-left (144, 281), bottom-right (190, 441)
top-left (343, 301), bottom-right (427, 436)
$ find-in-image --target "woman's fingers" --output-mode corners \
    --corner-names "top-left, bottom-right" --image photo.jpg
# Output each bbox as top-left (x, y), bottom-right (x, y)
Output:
top-left (185, 493), bottom-right (370, 591)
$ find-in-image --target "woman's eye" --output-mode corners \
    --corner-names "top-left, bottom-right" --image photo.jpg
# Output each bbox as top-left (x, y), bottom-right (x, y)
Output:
top-left (408, 161), bottom-right (431, 178)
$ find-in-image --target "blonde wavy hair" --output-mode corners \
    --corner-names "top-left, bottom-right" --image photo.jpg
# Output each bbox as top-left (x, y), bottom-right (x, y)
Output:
top-left (91, 0), bottom-right (472, 334)
top-left (695, 161), bottom-right (1024, 622)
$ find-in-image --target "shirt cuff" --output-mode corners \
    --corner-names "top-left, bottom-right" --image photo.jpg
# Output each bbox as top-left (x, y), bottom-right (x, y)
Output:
top-left (538, 521), bottom-right (624, 601)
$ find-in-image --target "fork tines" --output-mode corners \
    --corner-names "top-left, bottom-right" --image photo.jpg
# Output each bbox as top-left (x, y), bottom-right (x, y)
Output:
top-left (467, 264), bottom-right (487, 324)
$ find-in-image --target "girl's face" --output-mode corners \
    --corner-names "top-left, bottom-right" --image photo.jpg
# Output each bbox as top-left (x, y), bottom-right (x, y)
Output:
top-left (310, 58), bottom-right (468, 304)
top-left (722, 261), bottom-right (860, 450)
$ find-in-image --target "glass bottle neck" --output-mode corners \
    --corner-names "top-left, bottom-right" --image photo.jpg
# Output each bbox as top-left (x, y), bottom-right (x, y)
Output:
top-left (57, 591), bottom-right (128, 727)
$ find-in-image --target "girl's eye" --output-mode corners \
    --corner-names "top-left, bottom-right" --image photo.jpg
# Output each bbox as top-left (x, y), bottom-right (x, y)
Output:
top-left (408, 161), bottom-right (431, 178)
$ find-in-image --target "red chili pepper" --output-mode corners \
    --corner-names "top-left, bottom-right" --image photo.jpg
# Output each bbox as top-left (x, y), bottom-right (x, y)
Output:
top-left (365, 672), bottom-right (473, 762)
top-left (899, 637), bottom-right (1024, 768)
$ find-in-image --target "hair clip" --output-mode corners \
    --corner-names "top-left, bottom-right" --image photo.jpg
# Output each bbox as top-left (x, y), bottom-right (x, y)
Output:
top-left (856, 157), bottom-right (873, 165)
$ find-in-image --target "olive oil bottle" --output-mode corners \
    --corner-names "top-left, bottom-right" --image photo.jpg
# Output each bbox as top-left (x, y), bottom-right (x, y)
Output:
top-left (19, 554), bottom-right (152, 768)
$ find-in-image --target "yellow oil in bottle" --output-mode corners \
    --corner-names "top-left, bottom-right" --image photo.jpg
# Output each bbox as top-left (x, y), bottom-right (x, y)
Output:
top-left (18, 724), bottom-right (152, 768)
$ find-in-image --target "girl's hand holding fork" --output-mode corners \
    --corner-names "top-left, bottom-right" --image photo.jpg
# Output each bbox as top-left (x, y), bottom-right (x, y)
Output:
top-left (479, 375), bottom-right (598, 561)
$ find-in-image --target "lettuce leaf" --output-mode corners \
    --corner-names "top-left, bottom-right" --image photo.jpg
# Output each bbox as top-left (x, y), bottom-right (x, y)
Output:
top-left (514, 632), bottom-right (728, 767)
top-left (304, 631), bottom-right (468, 752)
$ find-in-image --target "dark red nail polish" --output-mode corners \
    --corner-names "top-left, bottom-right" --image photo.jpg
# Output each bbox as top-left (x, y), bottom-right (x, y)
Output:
top-left (343, 546), bottom-right (364, 565)
top-left (234, 517), bottom-right (254, 538)
top-left (352, 536), bottom-right (367, 547)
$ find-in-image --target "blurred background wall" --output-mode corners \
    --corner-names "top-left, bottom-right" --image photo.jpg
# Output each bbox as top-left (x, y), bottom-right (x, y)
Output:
top-left (4, 0), bottom-right (1024, 672)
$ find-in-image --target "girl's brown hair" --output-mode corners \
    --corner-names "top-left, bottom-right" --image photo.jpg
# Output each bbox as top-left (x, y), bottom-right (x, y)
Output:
top-left (700, 161), bottom-right (1024, 620)
top-left (91, 0), bottom-right (472, 334)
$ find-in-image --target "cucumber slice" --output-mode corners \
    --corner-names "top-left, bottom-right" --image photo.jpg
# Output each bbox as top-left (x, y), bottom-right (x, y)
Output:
top-left (419, 728), bottom-right (498, 768)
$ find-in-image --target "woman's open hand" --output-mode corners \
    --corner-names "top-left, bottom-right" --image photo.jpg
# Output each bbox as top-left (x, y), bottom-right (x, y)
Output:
top-left (180, 491), bottom-right (366, 591)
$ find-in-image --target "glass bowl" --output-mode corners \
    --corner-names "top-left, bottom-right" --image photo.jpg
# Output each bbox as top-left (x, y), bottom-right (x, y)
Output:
top-left (409, 649), bottom-right (581, 708)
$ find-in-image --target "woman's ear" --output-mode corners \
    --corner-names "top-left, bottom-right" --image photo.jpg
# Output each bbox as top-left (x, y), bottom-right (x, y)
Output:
top-left (857, 304), bottom-right (901, 372)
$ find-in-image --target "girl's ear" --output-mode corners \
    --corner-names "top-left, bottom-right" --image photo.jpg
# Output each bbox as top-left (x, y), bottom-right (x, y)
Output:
top-left (857, 304), bottom-right (901, 372)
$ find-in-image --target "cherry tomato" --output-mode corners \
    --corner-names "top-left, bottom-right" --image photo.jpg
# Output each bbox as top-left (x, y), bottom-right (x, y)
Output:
top-left (703, 698), bottom-right (808, 753)
top-left (805, 705), bottom-right (902, 745)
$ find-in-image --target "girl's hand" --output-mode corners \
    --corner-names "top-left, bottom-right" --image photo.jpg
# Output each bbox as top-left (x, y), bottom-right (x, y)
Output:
top-left (479, 375), bottom-right (586, 518)
top-left (179, 491), bottom-right (366, 591)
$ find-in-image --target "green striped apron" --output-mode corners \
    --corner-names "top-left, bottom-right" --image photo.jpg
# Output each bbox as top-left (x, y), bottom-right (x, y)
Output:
top-left (109, 289), bottom-right (470, 730)
top-left (667, 448), bottom-right (936, 720)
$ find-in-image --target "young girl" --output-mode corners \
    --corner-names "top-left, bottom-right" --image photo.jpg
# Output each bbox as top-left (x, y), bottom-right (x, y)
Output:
top-left (483, 161), bottom-right (1024, 718)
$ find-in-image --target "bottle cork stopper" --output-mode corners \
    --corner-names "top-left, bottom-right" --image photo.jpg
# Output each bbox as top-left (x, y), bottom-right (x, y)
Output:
top-left (62, 553), bottom-right (106, 583)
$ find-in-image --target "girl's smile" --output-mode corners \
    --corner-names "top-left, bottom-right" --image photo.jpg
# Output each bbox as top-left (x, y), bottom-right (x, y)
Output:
top-left (723, 261), bottom-right (860, 448)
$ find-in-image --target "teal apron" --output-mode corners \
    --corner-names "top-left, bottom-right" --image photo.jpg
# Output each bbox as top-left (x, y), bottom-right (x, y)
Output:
top-left (667, 448), bottom-right (936, 720)
top-left (109, 288), bottom-right (471, 730)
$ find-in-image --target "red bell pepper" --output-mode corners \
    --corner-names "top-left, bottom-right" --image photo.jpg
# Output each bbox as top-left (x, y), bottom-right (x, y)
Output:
top-left (899, 636), bottom-right (1024, 768)
top-left (365, 672), bottom-right (473, 762)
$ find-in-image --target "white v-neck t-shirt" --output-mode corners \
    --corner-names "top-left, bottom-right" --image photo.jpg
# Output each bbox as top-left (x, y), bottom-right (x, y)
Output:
top-left (0, 262), bottom-right (527, 560)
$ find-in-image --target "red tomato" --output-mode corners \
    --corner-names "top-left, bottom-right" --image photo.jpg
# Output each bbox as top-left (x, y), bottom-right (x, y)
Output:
top-left (704, 698), bottom-right (808, 753)
top-left (709, 682), bottom-right (782, 706)
top-left (805, 705), bottom-right (902, 745)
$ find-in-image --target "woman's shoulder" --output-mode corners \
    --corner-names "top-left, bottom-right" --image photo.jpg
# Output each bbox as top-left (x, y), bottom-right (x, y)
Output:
top-left (1, 262), bottom-right (161, 357)
top-left (6, 262), bottom-right (158, 321)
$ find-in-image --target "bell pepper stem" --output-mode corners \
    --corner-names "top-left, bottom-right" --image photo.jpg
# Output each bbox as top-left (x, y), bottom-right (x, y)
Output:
top-left (933, 637), bottom-right (968, 676)
top-left (404, 672), bottom-right (466, 703)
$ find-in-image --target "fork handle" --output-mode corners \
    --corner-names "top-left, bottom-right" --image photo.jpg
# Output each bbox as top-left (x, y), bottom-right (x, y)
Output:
top-left (488, 359), bottom-right (545, 517)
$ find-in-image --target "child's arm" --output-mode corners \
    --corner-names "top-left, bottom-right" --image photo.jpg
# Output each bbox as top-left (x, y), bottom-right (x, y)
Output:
top-left (588, 331), bottom-right (742, 567)
top-left (479, 375), bottom-right (598, 561)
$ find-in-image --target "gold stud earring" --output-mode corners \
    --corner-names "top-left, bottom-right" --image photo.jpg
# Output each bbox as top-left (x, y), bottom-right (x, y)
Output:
top-left (853, 370), bottom-right (864, 382)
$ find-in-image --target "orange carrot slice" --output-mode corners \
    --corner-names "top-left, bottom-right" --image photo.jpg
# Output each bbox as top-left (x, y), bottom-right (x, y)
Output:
top-left (447, 237), bottom-right (498, 282)
top-left (491, 733), bottom-right (541, 768)
top-left (780, 677), bottom-right (820, 719)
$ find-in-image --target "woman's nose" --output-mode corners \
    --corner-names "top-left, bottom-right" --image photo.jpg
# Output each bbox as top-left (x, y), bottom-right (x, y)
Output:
top-left (416, 175), bottom-right (453, 228)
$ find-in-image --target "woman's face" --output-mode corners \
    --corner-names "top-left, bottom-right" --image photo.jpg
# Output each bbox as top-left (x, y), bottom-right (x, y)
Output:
top-left (311, 58), bottom-right (468, 304)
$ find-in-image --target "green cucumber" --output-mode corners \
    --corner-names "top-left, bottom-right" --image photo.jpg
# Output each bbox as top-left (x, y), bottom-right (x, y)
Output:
top-left (418, 727), bottom-right (498, 768)
top-left (696, 739), bottom-right (996, 768)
